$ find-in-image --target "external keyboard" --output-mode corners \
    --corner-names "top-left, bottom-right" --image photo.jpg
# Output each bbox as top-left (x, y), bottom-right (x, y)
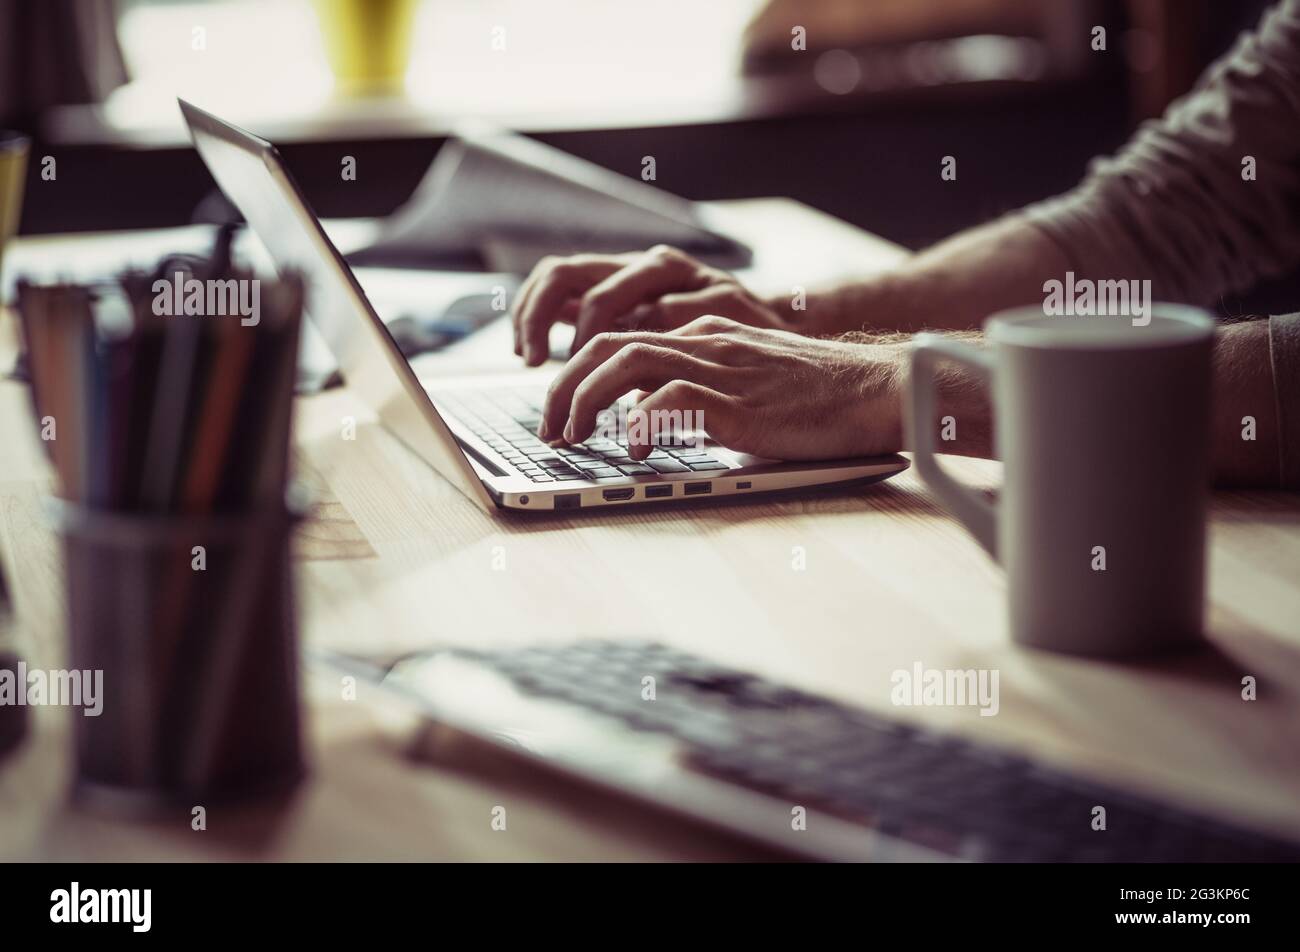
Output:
top-left (438, 389), bottom-right (733, 484)
top-left (435, 639), bottom-right (1300, 862)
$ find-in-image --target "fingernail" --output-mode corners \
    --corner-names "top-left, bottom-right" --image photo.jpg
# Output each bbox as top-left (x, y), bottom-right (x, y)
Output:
top-left (563, 420), bottom-right (574, 443)
top-left (537, 420), bottom-right (550, 440)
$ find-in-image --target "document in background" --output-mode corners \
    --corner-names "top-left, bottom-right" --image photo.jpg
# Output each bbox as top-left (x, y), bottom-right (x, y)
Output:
top-left (346, 127), bottom-right (751, 273)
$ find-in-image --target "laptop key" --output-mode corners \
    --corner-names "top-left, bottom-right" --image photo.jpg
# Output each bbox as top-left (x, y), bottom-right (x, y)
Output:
top-left (647, 460), bottom-right (690, 474)
top-left (616, 463), bottom-right (655, 476)
top-left (688, 461), bottom-right (729, 471)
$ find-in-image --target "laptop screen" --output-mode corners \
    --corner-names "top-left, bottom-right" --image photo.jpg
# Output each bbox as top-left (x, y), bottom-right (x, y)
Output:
top-left (179, 99), bottom-right (496, 509)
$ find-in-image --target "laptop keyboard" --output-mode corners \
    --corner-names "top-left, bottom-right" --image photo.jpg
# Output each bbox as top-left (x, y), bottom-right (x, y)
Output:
top-left (436, 388), bottom-right (732, 484)
top-left (433, 639), bottom-right (1300, 862)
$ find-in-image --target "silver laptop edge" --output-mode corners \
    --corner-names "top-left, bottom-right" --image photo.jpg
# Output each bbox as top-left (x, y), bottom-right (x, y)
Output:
top-left (179, 99), bottom-right (908, 512)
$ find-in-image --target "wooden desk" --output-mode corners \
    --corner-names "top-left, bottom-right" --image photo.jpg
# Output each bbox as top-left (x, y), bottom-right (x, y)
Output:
top-left (2, 200), bottom-right (1299, 861)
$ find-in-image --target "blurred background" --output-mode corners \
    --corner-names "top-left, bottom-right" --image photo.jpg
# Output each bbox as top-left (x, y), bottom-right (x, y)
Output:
top-left (0, 0), bottom-right (1279, 265)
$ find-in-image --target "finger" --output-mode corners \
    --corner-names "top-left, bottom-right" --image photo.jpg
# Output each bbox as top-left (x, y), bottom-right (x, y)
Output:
top-left (666, 313), bottom-right (745, 337)
top-left (511, 260), bottom-right (553, 356)
top-left (541, 330), bottom-right (707, 440)
top-left (516, 256), bottom-right (624, 365)
top-left (565, 344), bottom-right (731, 445)
top-left (635, 285), bottom-right (753, 330)
top-left (512, 256), bottom-right (598, 354)
top-left (627, 381), bottom-right (732, 460)
top-left (570, 246), bottom-right (709, 356)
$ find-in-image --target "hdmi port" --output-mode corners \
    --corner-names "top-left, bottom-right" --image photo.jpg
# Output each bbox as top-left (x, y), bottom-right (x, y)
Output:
top-left (602, 487), bottom-right (636, 501)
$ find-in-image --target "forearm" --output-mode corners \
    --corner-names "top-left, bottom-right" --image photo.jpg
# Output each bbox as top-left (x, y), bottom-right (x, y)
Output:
top-left (1210, 319), bottom-right (1281, 488)
top-left (776, 0), bottom-right (1300, 337)
top-left (771, 215), bottom-right (1071, 335)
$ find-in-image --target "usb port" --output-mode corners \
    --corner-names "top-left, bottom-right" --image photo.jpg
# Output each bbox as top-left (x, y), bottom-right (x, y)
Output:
top-left (555, 493), bottom-right (581, 510)
top-left (645, 485), bottom-right (673, 499)
top-left (602, 487), bottom-right (635, 501)
top-left (684, 481), bottom-right (712, 496)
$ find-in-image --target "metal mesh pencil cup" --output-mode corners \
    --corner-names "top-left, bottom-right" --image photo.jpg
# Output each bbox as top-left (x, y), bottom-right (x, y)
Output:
top-left (48, 499), bottom-right (305, 812)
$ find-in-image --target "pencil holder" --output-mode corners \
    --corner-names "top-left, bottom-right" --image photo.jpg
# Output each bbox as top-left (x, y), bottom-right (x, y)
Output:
top-left (48, 498), bottom-right (305, 812)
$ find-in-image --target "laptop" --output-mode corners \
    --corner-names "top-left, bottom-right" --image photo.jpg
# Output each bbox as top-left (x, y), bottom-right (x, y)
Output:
top-left (179, 100), bottom-right (908, 513)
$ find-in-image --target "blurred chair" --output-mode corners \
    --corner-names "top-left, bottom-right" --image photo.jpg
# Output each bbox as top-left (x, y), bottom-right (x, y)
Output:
top-left (742, 0), bottom-right (1280, 128)
top-left (742, 0), bottom-right (1105, 83)
top-left (0, 0), bottom-right (128, 130)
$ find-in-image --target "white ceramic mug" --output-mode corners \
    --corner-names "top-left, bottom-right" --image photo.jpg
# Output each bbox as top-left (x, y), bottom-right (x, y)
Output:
top-left (910, 304), bottom-right (1215, 657)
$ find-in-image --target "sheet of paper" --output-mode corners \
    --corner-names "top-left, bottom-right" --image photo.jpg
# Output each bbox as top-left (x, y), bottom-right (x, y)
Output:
top-left (348, 128), bottom-right (750, 271)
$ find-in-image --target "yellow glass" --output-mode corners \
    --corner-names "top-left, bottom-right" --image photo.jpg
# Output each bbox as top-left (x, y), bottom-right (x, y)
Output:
top-left (0, 132), bottom-right (29, 287)
top-left (314, 0), bottom-right (420, 96)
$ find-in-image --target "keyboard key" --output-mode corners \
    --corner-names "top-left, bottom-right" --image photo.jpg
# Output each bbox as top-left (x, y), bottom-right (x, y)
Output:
top-left (667, 448), bottom-right (707, 458)
top-left (616, 463), bottom-right (655, 476)
top-left (528, 475), bottom-right (555, 483)
top-left (647, 460), bottom-right (690, 474)
top-left (585, 467), bottom-right (621, 479)
top-left (688, 461), bottom-right (729, 471)
top-left (574, 460), bottom-right (613, 470)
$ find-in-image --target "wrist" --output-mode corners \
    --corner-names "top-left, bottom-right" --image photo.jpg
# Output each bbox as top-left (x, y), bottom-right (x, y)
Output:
top-left (785, 271), bottom-right (927, 336)
top-left (913, 335), bottom-right (994, 458)
top-left (847, 342), bottom-right (909, 454)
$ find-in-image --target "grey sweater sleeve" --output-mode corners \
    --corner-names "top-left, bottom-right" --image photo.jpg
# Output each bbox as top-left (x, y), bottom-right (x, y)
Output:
top-left (1023, 0), bottom-right (1300, 489)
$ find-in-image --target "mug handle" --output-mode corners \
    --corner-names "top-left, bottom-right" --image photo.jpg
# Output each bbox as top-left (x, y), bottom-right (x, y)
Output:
top-left (909, 334), bottom-right (999, 560)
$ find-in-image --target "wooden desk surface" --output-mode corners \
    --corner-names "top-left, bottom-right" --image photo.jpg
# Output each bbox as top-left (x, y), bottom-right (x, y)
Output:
top-left (2, 200), bottom-right (1299, 861)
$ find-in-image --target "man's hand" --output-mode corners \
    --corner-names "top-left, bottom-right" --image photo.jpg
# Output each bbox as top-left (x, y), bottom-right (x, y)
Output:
top-left (512, 245), bottom-right (787, 366)
top-left (539, 316), bottom-right (907, 461)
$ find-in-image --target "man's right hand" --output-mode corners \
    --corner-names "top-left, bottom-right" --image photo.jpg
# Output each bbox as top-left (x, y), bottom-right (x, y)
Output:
top-left (511, 244), bottom-right (788, 365)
